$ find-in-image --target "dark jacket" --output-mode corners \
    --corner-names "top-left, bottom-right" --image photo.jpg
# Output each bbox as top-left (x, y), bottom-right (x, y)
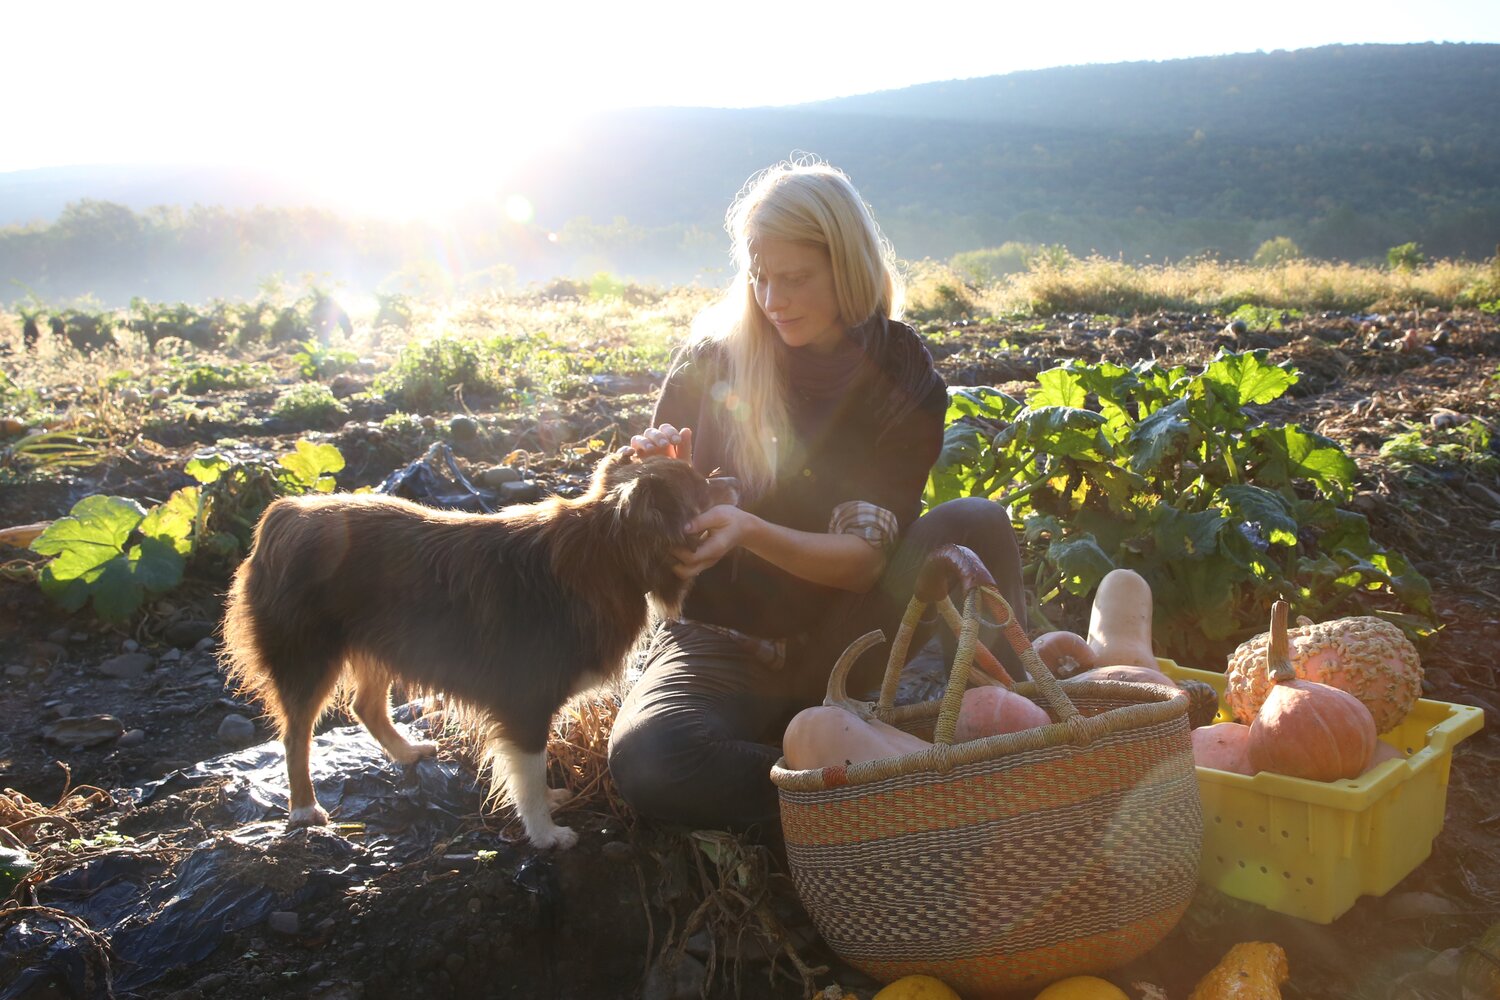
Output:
top-left (653, 317), bottom-right (947, 639)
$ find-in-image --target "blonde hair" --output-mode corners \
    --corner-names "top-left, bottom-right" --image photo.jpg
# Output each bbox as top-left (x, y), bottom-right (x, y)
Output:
top-left (688, 159), bottom-right (904, 497)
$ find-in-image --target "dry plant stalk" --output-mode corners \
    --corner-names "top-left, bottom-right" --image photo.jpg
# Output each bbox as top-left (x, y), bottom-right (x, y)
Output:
top-left (2, 763), bottom-right (114, 848)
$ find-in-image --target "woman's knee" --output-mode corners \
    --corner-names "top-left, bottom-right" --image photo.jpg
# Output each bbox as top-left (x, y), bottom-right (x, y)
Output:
top-left (608, 712), bottom-right (692, 816)
top-left (923, 496), bottom-right (1013, 536)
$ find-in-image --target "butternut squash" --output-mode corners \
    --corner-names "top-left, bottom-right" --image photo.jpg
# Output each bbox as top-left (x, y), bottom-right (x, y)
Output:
top-left (782, 705), bottom-right (930, 771)
top-left (1086, 569), bottom-right (1157, 669)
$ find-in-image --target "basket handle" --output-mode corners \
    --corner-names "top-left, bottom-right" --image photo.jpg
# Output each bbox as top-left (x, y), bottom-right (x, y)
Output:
top-left (821, 546), bottom-right (1085, 742)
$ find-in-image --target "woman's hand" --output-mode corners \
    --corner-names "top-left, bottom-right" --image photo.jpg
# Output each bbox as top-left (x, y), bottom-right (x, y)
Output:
top-left (629, 424), bottom-right (693, 463)
top-left (672, 504), bottom-right (757, 580)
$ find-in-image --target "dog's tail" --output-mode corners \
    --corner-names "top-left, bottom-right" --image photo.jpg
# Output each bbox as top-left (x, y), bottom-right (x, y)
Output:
top-left (220, 499), bottom-right (348, 739)
top-left (221, 557), bottom-right (281, 732)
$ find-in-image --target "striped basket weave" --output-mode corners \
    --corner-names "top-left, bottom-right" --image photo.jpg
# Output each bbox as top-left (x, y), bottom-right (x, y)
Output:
top-left (771, 546), bottom-right (1201, 998)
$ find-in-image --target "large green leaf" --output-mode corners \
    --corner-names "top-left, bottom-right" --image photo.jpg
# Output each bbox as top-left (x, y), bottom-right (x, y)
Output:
top-left (185, 452), bottom-right (234, 484)
top-left (945, 386), bottom-right (1021, 422)
top-left (1151, 505), bottom-right (1226, 560)
top-left (1200, 349), bottom-right (1298, 409)
top-left (37, 565), bottom-right (90, 612)
top-left (279, 439), bottom-right (345, 493)
top-left (128, 536), bottom-right (186, 595)
top-left (1250, 425), bottom-right (1359, 500)
top-left (927, 422), bottom-right (993, 504)
top-left (1047, 533), bottom-right (1115, 595)
top-left (31, 496), bottom-right (145, 581)
top-left (1219, 484), bottom-right (1299, 546)
top-left (1029, 367), bottom-right (1088, 409)
top-left (995, 406), bottom-right (1111, 461)
top-left (1124, 398), bottom-right (1192, 474)
top-left (139, 486), bottom-right (200, 556)
top-left (89, 558), bottom-right (146, 621)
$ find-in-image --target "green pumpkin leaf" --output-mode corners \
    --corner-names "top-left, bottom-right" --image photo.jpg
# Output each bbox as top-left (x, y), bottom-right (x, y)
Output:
top-left (1125, 398), bottom-right (1192, 474)
top-left (139, 486), bottom-right (201, 556)
top-left (1047, 533), bottom-right (1115, 595)
top-left (31, 496), bottom-right (146, 581)
top-left (1028, 367), bottom-right (1088, 409)
top-left (88, 558), bottom-right (146, 621)
top-left (946, 386), bottom-right (1021, 422)
top-left (1152, 506), bottom-right (1226, 560)
top-left (185, 452), bottom-right (234, 484)
top-left (1201, 349), bottom-right (1298, 409)
top-left (128, 536), bottom-right (186, 594)
top-left (996, 406), bottom-right (1110, 461)
top-left (1249, 425), bottom-right (1359, 500)
top-left (1219, 484), bottom-right (1299, 546)
top-left (38, 564), bottom-right (91, 612)
top-left (278, 439), bottom-right (346, 492)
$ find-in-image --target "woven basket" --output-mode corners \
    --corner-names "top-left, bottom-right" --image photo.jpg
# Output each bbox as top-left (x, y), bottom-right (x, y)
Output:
top-left (771, 545), bottom-right (1201, 998)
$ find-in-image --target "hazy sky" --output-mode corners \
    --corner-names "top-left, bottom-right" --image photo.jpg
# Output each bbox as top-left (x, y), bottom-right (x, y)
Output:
top-left (7, 0), bottom-right (1498, 217)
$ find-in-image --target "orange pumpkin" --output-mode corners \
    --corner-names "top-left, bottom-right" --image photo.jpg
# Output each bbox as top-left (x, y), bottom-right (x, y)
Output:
top-left (1248, 601), bottom-right (1376, 782)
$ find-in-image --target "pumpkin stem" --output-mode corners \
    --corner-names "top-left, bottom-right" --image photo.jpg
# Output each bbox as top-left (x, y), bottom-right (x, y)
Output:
top-left (1267, 600), bottom-right (1296, 684)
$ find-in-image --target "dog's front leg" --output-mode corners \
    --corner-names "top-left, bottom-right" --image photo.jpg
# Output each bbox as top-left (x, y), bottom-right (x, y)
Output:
top-left (494, 741), bottom-right (577, 850)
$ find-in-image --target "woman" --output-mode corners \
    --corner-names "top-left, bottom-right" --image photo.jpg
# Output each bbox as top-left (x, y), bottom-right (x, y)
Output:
top-left (607, 160), bottom-right (1027, 836)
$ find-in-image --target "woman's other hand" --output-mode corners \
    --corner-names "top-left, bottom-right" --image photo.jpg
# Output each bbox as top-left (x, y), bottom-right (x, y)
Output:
top-left (672, 504), bottom-right (756, 579)
top-left (629, 424), bottom-right (693, 463)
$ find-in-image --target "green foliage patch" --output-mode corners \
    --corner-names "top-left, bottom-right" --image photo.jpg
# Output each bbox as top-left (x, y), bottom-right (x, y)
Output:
top-left (375, 331), bottom-right (669, 412)
top-left (1378, 419), bottom-right (1497, 482)
top-left (30, 440), bottom-right (344, 621)
top-left (926, 350), bottom-right (1430, 663)
top-left (271, 382), bottom-right (347, 426)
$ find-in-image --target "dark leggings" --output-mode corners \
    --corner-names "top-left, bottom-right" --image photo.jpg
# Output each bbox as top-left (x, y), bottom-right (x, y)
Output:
top-left (606, 497), bottom-right (1028, 834)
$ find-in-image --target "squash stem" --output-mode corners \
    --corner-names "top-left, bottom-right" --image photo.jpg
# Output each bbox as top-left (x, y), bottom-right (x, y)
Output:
top-left (1267, 599), bottom-right (1296, 683)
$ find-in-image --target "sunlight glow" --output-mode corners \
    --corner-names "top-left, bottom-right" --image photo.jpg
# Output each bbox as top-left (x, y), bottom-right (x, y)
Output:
top-left (4, 0), bottom-right (1498, 224)
top-left (505, 195), bottom-right (536, 225)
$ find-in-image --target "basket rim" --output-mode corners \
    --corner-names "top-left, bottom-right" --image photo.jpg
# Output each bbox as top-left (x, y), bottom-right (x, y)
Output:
top-left (771, 678), bottom-right (1190, 793)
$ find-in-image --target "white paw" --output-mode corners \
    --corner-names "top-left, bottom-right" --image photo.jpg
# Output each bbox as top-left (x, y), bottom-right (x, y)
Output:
top-left (393, 740), bottom-right (440, 765)
top-left (288, 803), bottom-right (330, 828)
top-left (528, 823), bottom-right (579, 851)
top-left (547, 787), bottom-right (574, 811)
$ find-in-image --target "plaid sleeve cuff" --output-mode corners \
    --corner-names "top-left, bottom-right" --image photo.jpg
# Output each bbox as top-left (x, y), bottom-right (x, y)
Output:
top-left (828, 501), bottom-right (899, 552)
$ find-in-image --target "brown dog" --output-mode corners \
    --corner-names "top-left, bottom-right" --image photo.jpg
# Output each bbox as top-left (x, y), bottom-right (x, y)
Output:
top-left (221, 450), bottom-right (736, 849)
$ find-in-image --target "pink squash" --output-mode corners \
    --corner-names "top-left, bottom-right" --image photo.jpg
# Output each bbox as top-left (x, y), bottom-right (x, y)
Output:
top-left (1361, 741), bottom-right (1406, 775)
top-left (954, 686), bottom-right (1052, 742)
top-left (1191, 722), bottom-right (1255, 775)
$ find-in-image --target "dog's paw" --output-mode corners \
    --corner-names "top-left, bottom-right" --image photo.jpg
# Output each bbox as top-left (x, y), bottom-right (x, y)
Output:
top-left (288, 804), bottom-right (331, 828)
top-left (547, 787), bottom-right (574, 811)
top-left (393, 740), bottom-right (440, 765)
top-left (528, 823), bottom-right (579, 851)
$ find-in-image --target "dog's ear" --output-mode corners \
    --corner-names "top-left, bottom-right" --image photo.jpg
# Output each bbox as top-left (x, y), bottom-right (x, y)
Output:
top-left (591, 447), bottom-right (638, 494)
top-left (612, 470), bottom-right (690, 551)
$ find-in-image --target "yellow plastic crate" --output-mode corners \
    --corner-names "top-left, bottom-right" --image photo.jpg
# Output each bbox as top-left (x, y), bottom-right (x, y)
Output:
top-left (1158, 659), bottom-right (1484, 923)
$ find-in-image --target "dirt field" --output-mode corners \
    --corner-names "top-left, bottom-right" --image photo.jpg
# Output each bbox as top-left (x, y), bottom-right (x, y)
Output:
top-left (2, 306), bottom-right (1497, 999)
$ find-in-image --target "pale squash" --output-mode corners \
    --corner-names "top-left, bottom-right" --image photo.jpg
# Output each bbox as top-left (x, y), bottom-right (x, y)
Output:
top-left (1086, 568), bottom-right (1157, 669)
top-left (782, 705), bottom-right (929, 771)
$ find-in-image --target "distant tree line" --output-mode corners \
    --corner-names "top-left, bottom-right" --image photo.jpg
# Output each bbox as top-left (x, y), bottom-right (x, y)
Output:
top-left (6, 44), bottom-right (1499, 305)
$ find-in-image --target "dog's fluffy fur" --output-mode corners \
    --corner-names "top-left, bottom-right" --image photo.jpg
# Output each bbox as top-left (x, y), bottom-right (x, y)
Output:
top-left (221, 451), bottom-right (731, 849)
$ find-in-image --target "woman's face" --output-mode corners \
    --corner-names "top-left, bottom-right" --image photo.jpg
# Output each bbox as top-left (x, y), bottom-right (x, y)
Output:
top-left (748, 239), bottom-right (845, 354)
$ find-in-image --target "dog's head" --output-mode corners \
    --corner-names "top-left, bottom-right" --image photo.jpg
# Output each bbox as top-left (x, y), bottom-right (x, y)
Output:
top-left (592, 449), bottom-right (739, 610)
